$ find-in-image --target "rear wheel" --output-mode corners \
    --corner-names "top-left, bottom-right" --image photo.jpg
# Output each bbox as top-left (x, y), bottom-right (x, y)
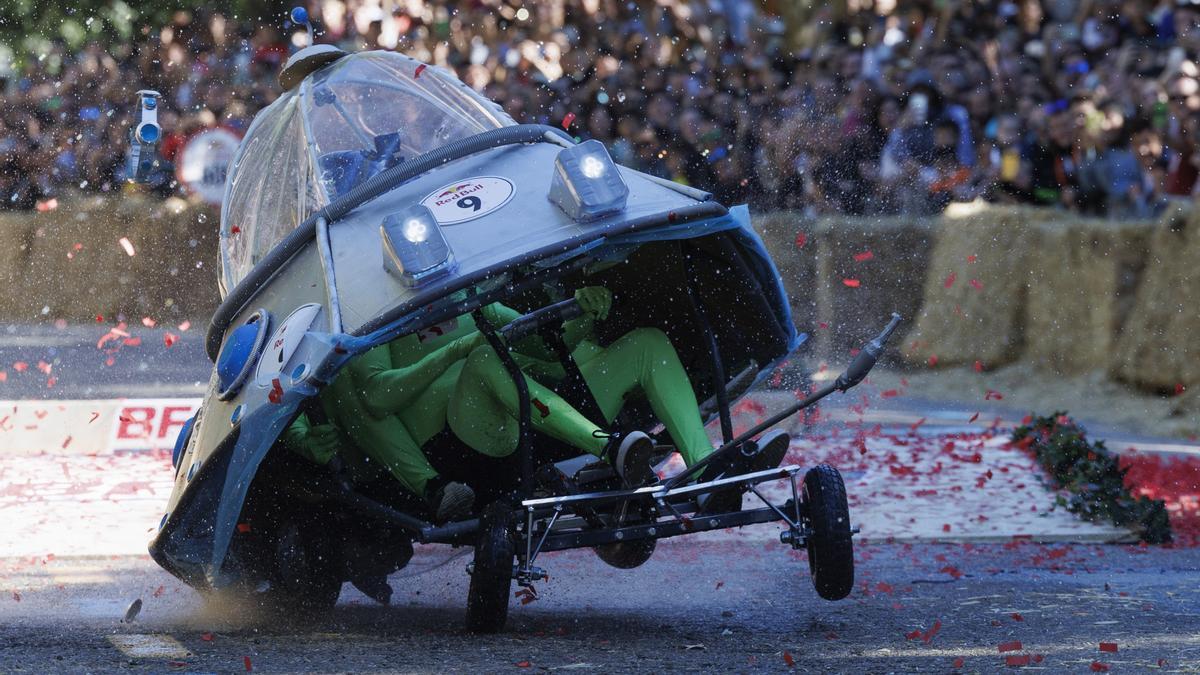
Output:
top-left (465, 501), bottom-right (515, 633)
top-left (260, 521), bottom-right (342, 618)
top-left (803, 464), bottom-right (854, 600)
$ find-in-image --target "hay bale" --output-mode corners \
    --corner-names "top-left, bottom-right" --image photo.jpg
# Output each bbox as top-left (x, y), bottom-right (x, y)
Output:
top-left (1022, 217), bottom-right (1153, 374)
top-left (753, 211), bottom-right (818, 333)
top-left (0, 192), bottom-right (220, 324)
top-left (1110, 206), bottom-right (1200, 390)
top-left (810, 215), bottom-right (935, 362)
top-left (901, 203), bottom-right (1038, 369)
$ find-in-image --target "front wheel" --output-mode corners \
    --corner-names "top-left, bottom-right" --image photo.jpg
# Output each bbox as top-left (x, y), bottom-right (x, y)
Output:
top-left (465, 501), bottom-right (515, 633)
top-left (803, 464), bottom-right (854, 600)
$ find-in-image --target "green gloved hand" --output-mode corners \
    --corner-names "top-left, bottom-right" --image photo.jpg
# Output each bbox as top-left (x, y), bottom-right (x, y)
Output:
top-left (293, 422), bottom-right (342, 465)
top-left (574, 286), bottom-right (612, 321)
top-left (447, 331), bottom-right (486, 360)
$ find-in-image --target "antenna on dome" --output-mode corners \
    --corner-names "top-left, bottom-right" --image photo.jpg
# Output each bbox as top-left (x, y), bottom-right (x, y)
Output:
top-left (290, 7), bottom-right (315, 45)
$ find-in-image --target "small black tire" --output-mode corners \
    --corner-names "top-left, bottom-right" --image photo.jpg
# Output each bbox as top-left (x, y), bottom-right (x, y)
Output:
top-left (803, 464), bottom-right (854, 601)
top-left (594, 538), bottom-right (656, 569)
top-left (255, 522), bottom-right (342, 620)
top-left (465, 501), bottom-right (515, 633)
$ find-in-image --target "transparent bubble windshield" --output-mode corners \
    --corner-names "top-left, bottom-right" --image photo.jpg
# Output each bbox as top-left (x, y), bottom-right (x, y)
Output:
top-left (219, 51), bottom-right (515, 291)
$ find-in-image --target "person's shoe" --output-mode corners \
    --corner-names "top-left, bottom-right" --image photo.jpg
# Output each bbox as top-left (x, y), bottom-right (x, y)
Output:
top-left (745, 429), bottom-right (790, 473)
top-left (602, 431), bottom-right (656, 487)
top-left (428, 480), bottom-right (475, 523)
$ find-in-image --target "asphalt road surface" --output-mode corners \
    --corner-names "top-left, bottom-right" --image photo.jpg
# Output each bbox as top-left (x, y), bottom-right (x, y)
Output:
top-left (2, 542), bottom-right (1198, 673)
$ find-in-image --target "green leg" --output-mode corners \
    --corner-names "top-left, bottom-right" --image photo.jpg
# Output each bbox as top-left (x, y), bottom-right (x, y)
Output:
top-left (576, 327), bottom-right (714, 467)
top-left (448, 345), bottom-right (608, 458)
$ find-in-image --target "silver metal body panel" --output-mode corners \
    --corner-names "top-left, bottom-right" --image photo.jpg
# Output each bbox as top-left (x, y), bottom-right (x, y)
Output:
top-left (327, 143), bottom-right (699, 333)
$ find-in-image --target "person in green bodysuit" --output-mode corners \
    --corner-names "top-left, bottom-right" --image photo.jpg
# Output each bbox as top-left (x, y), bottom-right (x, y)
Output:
top-left (285, 285), bottom-right (790, 517)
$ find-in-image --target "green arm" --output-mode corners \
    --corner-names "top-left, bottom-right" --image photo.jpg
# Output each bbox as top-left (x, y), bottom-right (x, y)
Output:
top-left (281, 413), bottom-right (340, 465)
top-left (350, 337), bottom-right (482, 418)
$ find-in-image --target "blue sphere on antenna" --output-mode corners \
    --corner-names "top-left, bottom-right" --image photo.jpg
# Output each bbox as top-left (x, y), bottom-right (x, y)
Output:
top-left (290, 7), bottom-right (309, 25)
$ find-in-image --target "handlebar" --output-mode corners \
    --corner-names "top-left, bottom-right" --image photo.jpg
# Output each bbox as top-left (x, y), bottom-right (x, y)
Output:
top-left (499, 299), bottom-right (584, 342)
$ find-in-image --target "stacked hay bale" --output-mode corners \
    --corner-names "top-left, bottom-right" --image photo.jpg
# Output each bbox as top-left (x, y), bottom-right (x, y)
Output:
top-left (810, 215), bottom-right (935, 362)
top-left (1110, 202), bottom-right (1200, 396)
top-left (0, 192), bottom-right (220, 324)
top-left (901, 204), bottom-right (1036, 369)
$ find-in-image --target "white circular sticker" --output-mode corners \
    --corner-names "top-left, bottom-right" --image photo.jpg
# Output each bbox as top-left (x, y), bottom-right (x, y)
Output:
top-left (256, 303), bottom-right (322, 384)
top-left (176, 127), bottom-right (241, 206)
top-left (420, 176), bottom-right (514, 225)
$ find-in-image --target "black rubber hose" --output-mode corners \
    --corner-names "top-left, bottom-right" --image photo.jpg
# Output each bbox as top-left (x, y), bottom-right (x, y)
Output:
top-left (206, 124), bottom-right (572, 361)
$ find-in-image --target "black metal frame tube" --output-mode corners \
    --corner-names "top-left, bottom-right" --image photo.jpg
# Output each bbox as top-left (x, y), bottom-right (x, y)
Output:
top-left (679, 241), bottom-right (734, 445)
top-left (473, 309), bottom-right (535, 499)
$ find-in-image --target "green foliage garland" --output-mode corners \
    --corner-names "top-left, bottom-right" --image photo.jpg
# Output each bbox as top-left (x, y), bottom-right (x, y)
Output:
top-left (1011, 412), bottom-right (1172, 544)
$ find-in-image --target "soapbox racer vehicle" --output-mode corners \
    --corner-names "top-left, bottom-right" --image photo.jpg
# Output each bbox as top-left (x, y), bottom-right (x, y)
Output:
top-left (149, 45), bottom-right (900, 633)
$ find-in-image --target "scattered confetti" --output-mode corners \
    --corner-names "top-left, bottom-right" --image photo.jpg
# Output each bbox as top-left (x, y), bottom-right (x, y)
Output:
top-left (201, 632), bottom-right (214, 642)
top-left (998, 640), bottom-right (1023, 653)
top-left (1090, 662), bottom-right (1110, 672)
top-left (1098, 642), bottom-right (1118, 653)
top-left (842, 278), bottom-right (861, 288)
top-left (967, 254), bottom-right (978, 263)
top-left (782, 651), bottom-right (794, 667)
top-left (414, 63), bottom-right (427, 78)
top-left (944, 272), bottom-right (957, 288)
top-left (968, 412), bottom-right (980, 423)
top-left (561, 112), bottom-right (576, 129)
top-left (973, 360), bottom-right (984, 372)
top-left (515, 661), bottom-right (531, 669)
top-left (922, 619), bottom-right (942, 644)
top-left (985, 389), bottom-right (1004, 400)
top-left (952, 656), bottom-right (964, 669)
top-left (853, 250), bottom-right (874, 262)
top-left (794, 232), bottom-right (807, 249)
top-left (141, 317), bottom-right (156, 328)
top-left (244, 655), bottom-right (253, 672)
top-left (164, 332), bottom-right (179, 348)
top-left (118, 237), bottom-right (136, 257)
top-left (927, 354), bottom-right (939, 367)
top-left (1010, 613), bottom-right (1023, 621)
top-left (61, 436), bottom-right (72, 449)
top-left (969, 279), bottom-right (984, 291)
top-left (1006, 655), bottom-right (1031, 666)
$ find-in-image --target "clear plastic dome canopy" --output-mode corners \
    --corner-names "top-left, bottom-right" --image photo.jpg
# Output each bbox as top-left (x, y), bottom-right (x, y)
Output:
top-left (219, 50), bottom-right (516, 292)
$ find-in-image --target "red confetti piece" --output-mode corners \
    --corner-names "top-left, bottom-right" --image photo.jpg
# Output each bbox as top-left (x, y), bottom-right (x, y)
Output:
top-left (875, 582), bottom-right (893, 593)
top-left (794, 232), bottom-right (808, 249)
top-left (905, 629), bottom-right (922, 640)
top-left (168, 661), bottom-right (189, 669)
top-left (36, 361), bottom-right (52, 375)
top-left (998, 640), bottom-right (1023, 653)
top-left (230, 225), bottom-right (241, 235)
top-left (153, 585), bottom-right (165, 598)
top-left (881, 389), bottom-right (899, 398)
top-left (985, 390), bottom-right (1004, 400)
top-left (942, 523), bottom-right (951, 533)
top-left (532, 398), bottom-right (550, 418)
top-left (95, 314), bottom-right (104, 323)
top-left (968, 412), bottom-right (980, 423)
top-left (414, 63), bottom-right (427, 78)
top-left (1158, 659), bottom-right (1168, 667)
top-left (782, 650), bottom-right (794, 667)
top-left (61, 436), bottom-right (72, 449)
top-left (953, 656), bottom-right (965, 669)
top-left (967, 254), bottom-right (978, 263)
top-left (1010, 613), bottom-right (1023, 621)
top-left (13, 362), bottom-right (28, 373)
top-left (201, 632), bottom-right (214, 642)
top-left (141, 317), bottom-right (156, 328)
top-left (1175, 383), bottom-right (1186, 396)
top-left (853, 250), bottom-right (874, 262)
top-left (922, 619), bottom-right (942, 644)
top-left (969, 279), bottom-right (983, 290)
top-left (927, 354), bottom-right (939, 367)
top-left (1098, 643), bottom-right (1118, 653)
top-left (0, 371), bottom-right (6, 382)
top-left (940, 565), bottom-right (963, 579)
top-left (1006, 655), bottom-right (1031, 666)
top-left (561, 112), bottom-right (576, 130)
top-left (164, 332), bottom-right (179, 348)
top-left (123, 337), bottom-right (142, 347)
top-left (516, 661), bottom-right (531, 669)
top-left (236, 523), bottom-right (252, 533)
top-left (1090, 662), bottom-right (1110, 672)
top-left (973, 360), bottom-right (984, 372)
top-left (118, 237), bottom-right (136, 257)
top-left (842, 278), bottom-right (861, 288)
top-left (1033, 654), bottom-right (1044, 663)
top-left (244, 656), bottom-right (253, 672)
top-left (179, 320), bottom-right (191, 332)
top-left (944, 272), bottom-right (957, 288)
top-left (910, 417), bottom-right (926, 432)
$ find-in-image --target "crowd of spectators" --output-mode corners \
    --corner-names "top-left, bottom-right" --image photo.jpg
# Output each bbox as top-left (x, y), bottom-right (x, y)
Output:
top-left (5, 0), bottom-right (1200, 219)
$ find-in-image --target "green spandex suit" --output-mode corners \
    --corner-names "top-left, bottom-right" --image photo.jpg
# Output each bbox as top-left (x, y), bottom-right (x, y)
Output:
top-left (285, 288), bottom-right (714, 496)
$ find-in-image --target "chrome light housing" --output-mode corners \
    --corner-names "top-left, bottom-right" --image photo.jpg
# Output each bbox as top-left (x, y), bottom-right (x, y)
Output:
top-left (547, 139), bottom-right (629, 222)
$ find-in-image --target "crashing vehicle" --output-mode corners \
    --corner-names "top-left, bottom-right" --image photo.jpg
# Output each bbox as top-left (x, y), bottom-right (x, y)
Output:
top-left (149, 25), bottom-right (899, 632)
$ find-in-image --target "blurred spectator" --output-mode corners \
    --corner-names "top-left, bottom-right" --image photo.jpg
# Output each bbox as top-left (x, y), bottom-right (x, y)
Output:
top-left (2, 0), bottom-right (1200, 221)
